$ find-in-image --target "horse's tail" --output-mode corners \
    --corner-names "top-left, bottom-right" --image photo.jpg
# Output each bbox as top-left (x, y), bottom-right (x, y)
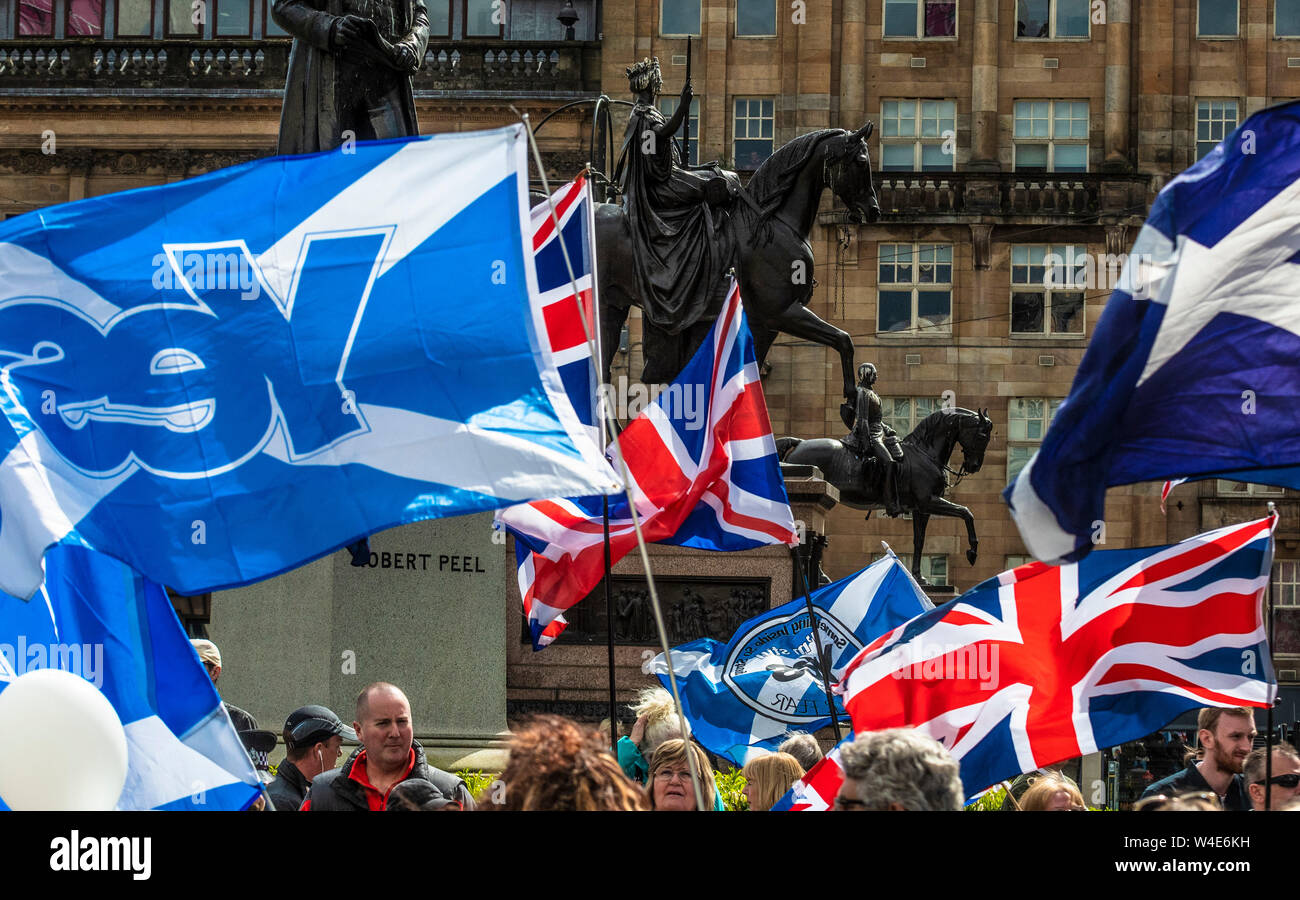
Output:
top-left (775, 436), bottom-right (801, 461)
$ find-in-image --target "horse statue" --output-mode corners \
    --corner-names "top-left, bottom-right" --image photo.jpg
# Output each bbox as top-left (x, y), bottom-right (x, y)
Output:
top-left (594, 122), bottom-right (881, 404)
top-left (777, 407), bottom-right (994, 585)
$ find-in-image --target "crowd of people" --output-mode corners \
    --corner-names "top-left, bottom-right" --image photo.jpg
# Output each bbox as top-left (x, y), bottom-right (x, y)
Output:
top-left (194, 639), bottom-right (1300, 812)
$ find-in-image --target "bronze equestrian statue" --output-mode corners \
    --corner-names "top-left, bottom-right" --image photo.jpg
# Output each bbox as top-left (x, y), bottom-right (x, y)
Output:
top-left (778, 406), bottom-right (994, 585)
top-left (596, 57), bottom-right (881, 401)
top-left (841, 363), bottom-right (904, 517)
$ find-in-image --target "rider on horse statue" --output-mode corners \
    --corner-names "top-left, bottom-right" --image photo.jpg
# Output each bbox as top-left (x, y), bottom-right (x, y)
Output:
top-left (613, 57), bottom-right (743, 382)
top-left (842, 362), bottom-right (904, 517)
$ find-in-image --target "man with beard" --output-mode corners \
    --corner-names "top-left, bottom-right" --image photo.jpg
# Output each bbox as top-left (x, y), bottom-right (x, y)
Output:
top-left (1140, 707), bottom-right (1255, 810)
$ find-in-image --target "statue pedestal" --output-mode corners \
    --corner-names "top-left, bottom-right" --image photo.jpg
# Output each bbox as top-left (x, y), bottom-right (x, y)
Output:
top-left (504, 469), bottom-right (842, 720)
top-left (208, 513), bottom-right (511, 772)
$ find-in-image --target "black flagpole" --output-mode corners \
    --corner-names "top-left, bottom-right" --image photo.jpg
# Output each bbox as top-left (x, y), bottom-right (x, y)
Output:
top-left (682, 36), bottom-right (692, 163)
top-left (791, 545), bottom-right (843, 743)
top-left (605, 494), bottom-right (617, 753)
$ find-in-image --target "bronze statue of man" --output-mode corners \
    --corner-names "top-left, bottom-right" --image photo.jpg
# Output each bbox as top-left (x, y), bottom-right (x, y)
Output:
top-left (613, 57), bottom-right (740, 381)
top-left (843, 362), bottom-right (903, 517)
top-left (273, 0), bottom-right (430, 155)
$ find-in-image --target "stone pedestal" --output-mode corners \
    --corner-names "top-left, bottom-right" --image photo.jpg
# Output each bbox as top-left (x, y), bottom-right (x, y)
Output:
top-left (207, 512), bottom-right (510, 771)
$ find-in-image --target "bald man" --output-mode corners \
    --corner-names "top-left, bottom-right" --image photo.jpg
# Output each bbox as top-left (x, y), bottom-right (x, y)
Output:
top-left (302, 682), bottom-right (474, 810)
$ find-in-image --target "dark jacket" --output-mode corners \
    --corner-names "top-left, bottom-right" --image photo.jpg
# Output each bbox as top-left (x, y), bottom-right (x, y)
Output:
top-left (1140, 763), bottom-right (1250, 810)
top-left (273, 0), bottom-right (429, 155)
top-left (305, 740), bottom-right (474, 811)
top-left (266, 758), bottom-right (312, 812)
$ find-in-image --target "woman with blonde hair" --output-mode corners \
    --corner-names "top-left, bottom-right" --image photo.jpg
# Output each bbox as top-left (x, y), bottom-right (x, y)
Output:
top-left (616, 686), bottom-right (688, 784)
top-left (742, 752), bottom-right (805, 811)
top-left (647, 738), bottom-right (717, 811)
top-left (1018, 773), bottom-right (1086, 811)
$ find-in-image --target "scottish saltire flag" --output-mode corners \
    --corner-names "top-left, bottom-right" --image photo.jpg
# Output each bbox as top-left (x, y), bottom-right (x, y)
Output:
top-left (649, 547), bottom-right (931, 764)
top-left (836, 517), bottom-right (1278, 798)
top-left (530, 175), bottom-right (601, 447)
top-left (0, 545), bottom-right (261, 810)
top-left (1005, 100), bottom-right (1300, 563)
top-left (500, 280), bottom-right (799, 649)
top-left (0, 126), bottom-right (618, 599)
top-left (770, 735), bottom-right (851, 811)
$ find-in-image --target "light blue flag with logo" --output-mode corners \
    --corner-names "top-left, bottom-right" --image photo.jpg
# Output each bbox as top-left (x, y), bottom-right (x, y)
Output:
top-left (0, 545), bottom-right (262, 810)
top-left (0, 125), bottom-right (619, 599)
top-left (651, 546), bottom-right (932, 765)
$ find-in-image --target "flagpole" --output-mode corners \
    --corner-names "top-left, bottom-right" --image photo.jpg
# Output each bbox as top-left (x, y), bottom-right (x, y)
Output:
top-left (1266, 502), bottom-right (1278, 809)
top-left (517, 112), bottom-right (704, 808)
top-left (604, 495), bottom-right (618, 753)
top-left (791, 544), bottom-right (843, 744)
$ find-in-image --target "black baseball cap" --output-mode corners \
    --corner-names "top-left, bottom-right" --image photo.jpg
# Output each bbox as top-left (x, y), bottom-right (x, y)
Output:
top-left (284, 705), bottom-right (357, 748)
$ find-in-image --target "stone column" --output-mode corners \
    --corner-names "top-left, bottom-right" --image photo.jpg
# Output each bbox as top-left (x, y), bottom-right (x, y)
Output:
top-left (969, 0), bottom-right (1000, 171)
top-left (839, 0), bottom-right (866, 130)
top-left (1103, 0), bottom-right (1132, 171)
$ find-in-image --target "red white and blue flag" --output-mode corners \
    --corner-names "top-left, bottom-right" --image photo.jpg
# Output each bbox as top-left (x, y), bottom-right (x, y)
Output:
top-left (836, 516), bottom-right (1278, 797)
top-left (529, 175), bottom-right (601, 447)
top-left (500, 279), bottom-right (800, 649)
top-left (770, 735), bottom-right (851, 811)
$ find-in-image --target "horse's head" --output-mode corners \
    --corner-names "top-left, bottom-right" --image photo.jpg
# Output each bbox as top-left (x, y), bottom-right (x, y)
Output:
top-left (826, 121), bottom-right (881, 225)
top-left (955, 407), bottom-right (994, 475)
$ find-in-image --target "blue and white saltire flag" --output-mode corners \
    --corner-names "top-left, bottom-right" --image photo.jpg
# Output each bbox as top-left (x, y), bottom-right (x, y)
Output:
top-left (650, 546), bottom-right (932, 765)
top-left (0, 545), bottom-right (262, 810)
top-left (0, 126), bottom-right (619, 599)
top-left (1005, 100), bottom-right (1300, 563)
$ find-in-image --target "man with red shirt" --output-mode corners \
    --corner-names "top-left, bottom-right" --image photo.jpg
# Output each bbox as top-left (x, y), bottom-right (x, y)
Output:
top-left (301, 682), bottom-right (474, 811)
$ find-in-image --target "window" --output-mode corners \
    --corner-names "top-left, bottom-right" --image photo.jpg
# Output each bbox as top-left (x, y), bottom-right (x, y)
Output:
top-left (112, 0), bottom-right (151, 34)
top-left (660, 97), bottom-right (701, 166)
top-left (1217, 480), bottom-right (1284, 496)
top-left (166, 0), bottom-right (202, 35)
top-left (1014, 100), bottom-right (1089, 172)
top-left (215, 0), bottom-right (251, 36)
top-left (427, 0), bottom-right (451, 37)
top-left (68, 0), bottom-right (105, 35)
top-left (1007, 398), bottom-right (1062, 481)
top-left (1197, 100), bottom-right (1239, 160)
top-left (1275, 562), bottom-right (1300, 607)
top-left (877, 243), bottom-right (952, 334)
top-left (882, 396), bottom-right (941, 435)
top-left (464, 0), bottom-right (503, 37)
top-left (883, 0), bottom-right (957, 38)
top-left (1010, 245), bottom-right (1085, 335)
top-left (1198, 0), bottom-right (1238, 36)
top-left (1016, 0), bottom-right (1089, 38)
top-left (880, 99), bottom-right (956, 171)
top-left (1279, 0), bottom-right (1300, 37)
top-left (921, 555), bottom-right (948, 586)
top-left (733, 97), bottom-right (775, 169)
top-left (17, 0), bottom-right (53, 34)
top-left (662, 0), bottom-right (701, 35)
top-left (737, 0), bottom-right (776, 35)
top-left (1005, 555), bottom-right (1035, 570)
top-left (263, 0), bottom-right (287, 35)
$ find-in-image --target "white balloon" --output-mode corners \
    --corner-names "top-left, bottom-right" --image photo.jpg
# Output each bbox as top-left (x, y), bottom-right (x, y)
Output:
top-left (0, 668), bottom-right (129, 810)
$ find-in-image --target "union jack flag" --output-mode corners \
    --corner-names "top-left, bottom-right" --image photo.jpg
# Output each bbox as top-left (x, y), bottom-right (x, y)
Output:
top-left (529, 176), bottom-right (601, 446)
top-left (770, 735), bottom-right (851, 811)
top-left (836, 516), bottom-right (1278, 797)
top-left (500, 279), bottom-right (800, 649)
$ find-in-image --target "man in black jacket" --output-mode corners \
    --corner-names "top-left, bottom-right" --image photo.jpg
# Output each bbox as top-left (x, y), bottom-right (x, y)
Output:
top-left (267, 705), bottom-right (355, 812)
top-left (1140, 707), bottom-right (1256, 810)
top-left (303, 682), bottom-right (474, 810)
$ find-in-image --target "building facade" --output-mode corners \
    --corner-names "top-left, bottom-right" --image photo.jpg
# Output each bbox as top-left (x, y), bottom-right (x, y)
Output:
top-left (4, 0), bottom-right (1300, 722)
